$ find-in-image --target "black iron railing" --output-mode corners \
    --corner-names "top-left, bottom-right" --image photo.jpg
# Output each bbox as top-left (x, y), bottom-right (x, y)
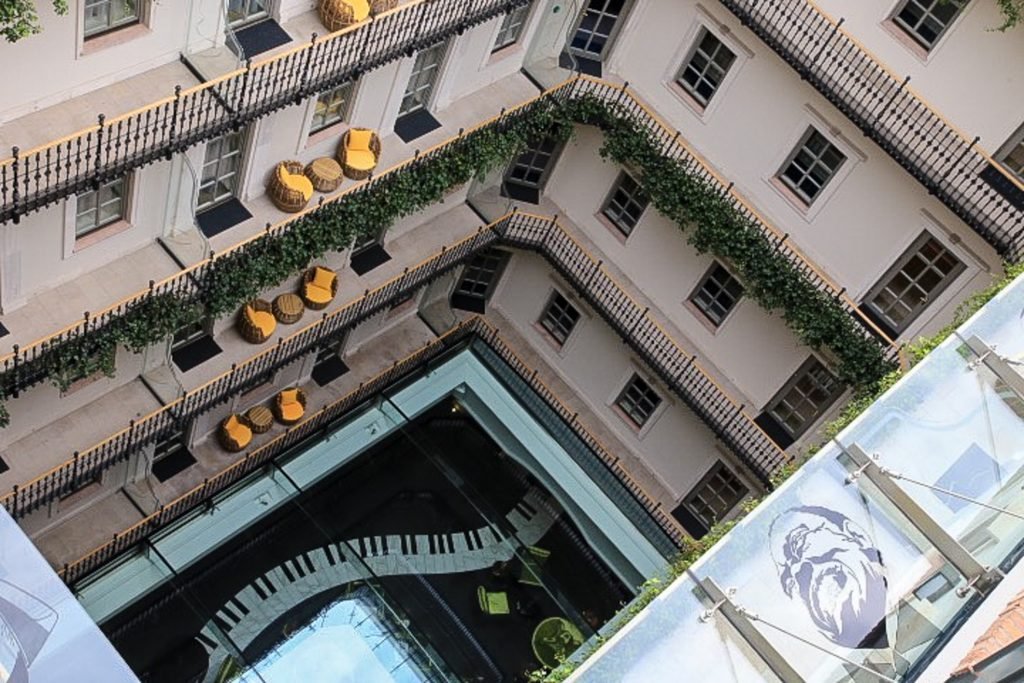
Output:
top-left (718, 0), bottom-right (1024, 259)
top-left (2, 210), bottom-right (786, 524)
top-left (57, 316), bottom-right (686, 585)
top-left (0, 0), bottom-right (531, 224)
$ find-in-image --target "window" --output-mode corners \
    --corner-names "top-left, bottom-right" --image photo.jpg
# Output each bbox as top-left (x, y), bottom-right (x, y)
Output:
top-left (310, 81), bottom-right (355, 133)
top-left (778, 128), bottom-right (846, 204)
top-left (893, 0), bottom-right (967, 50)
top-left (399, 41), bottom-right (448, 116)
top-left (569, 0), bottom-right (630, 61)
top-left (690, 263), bottom-right (743, 326)
top-left (197, 130), bottom-right (244, 211)
top-left (492, 5), bottom-right (530, 52)
top-left (764, 357), bottom-right (842, 441)
top-left (84, 0), bottom-right (139, 38)
top-left (864, 232), bottom-right (964, 336)
top-left (677, 28), bottom-right (736, 106)
top-left (615, 374), bottom-right (661, 428)
top-left (503, 136), bottom-right (561, 203)
top-left (451, 249), bottom-right (510, 312)
top-left (998, 126), bottom-right (1024, 184)
top-left (227, 0), bottom-right (267, 28)
top-left (685, 462), bottom-right (749, 529)
top-left (76, 176), bottom-right (127, 237)
top-left (602, 172), bottom-right (648, 236)
top-left (539, 292), bottom-right (581, 346)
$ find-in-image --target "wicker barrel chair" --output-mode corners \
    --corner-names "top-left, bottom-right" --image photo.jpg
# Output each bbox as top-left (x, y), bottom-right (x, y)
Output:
top-left (238, 299), bottom-right (277, 344)
top-left (318, 0), bottom-right (368, 31)
top-left (273, 387), bottom-right (308, 425)
top-left (219, 414), bottom-right (253, 452)
top-left (301, 265), bottom-right (339, 310)
top-left (267, 160), bottom-right (314, 213)
top-left (337, 128), bottom-right (381, 181)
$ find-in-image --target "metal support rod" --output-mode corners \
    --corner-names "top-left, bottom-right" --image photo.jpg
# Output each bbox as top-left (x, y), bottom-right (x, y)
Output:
top-left (961, 334), bottom-right (1024, 402)
top-left (699, 577), bottom-right (805, 683)
top-left (840, 442), bottom-right (1002, 595)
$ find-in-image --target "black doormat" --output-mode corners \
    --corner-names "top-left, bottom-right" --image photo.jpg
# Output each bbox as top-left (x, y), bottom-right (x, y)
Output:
top-left (197, 198), bottom-right (252, 238)
top-left (0, 321), bottom-right (8, 339)
top-left (980, 163), bottom-right (1024, 210)
top-left (450, 293), bottom-right (486, 313)
top-left (312, 355), bottom-right (351, 387)
top-left (559, 51), bottom-right (602, 77)
top-left (153, 448), bottom-right (198, 483)
top-left (394, 109), bottom-right (442, 143)
top-left (500, 182), bottom-right (540, 204)
top-left (350, 243), bottom-right (392, 275)
top-left (231, 19), bottom-right (292, 59)
top-left (172, 335), bottom-right (223, 373)
top-left (0, 456), bottom-right (8, 475)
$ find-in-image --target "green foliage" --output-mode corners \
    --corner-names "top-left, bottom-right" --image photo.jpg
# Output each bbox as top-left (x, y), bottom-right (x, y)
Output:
top-left (0, 0), bottom-right (67, 43)
top-left (561, 94), bottom-right (894, 390)
top-left (995, 0), bottom-right (1024, 30)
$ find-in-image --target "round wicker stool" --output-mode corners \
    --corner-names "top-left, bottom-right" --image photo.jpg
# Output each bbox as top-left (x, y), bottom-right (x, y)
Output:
top-left (246, 405), bottom-right (274, 434)
top-left (273, 293), bottom-right (305, 324)
top-left (305, 157), bottom-right (344, 192)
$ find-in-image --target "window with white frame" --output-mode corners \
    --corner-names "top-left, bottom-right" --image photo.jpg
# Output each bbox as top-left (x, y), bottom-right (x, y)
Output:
top-left (893, 0), bottom-right (967, 50)
top-left (84, 0), bottom-right (140, 38)
top-left (492, 5), bottom-right (530, 52)
top-left (778, 128), bottom-right (846, 205)
top-left (677, 28), bottom-right (736, 106)
top-left (539, 292), bottom-right (581, 346)
top-left (684, 462), bottom-right (749, 529)
top-left (615, 374), bottom-right (661, 428)
top-left (399, 41), bottom-right (448, 116)
top-left (226, 0), bottom-right (268, 28)
top-left (998, 125), bottom-right (1024, 183)
top-left (310, 81), bottom-right (355, 133)
top-left (197, 129), bottom-right (244, 211)
top-left (864, 232), bottom-right (964, 336)
top-left (602, 172), bottom-right (648, 236)
top-left (76, 176), bottom-right (128, 237)
top-left (766, 358), bottom-right (842, 440)
top-left (690, 262), bottom-right (744, 326)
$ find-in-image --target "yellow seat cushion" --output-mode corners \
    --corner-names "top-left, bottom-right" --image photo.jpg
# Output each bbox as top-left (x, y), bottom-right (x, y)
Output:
top-left (345, 0), bottom-right (370, 21)
top-left (224, 415), bottom-right (252, 445)
top-left (348, 129), bottom-right (373, 153)
top-left (346, 149), bottom-right (377, 171)
top-left (280, 389), bottom-right (301, 406)
top-left (304, 283), bottom-right (334, 305)
top-left (247, 309), bottom-right (277, 337)
top-left (279, 166), bottom-right (314, 201)
top-left (312, 266), bottom-right (336, 290)
top-left (280, 401), bottom-right (305, 422)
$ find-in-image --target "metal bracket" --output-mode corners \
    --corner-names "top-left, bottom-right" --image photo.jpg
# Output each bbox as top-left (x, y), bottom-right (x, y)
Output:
top-left (962, 335), bottom-right (1024, 402)
top-left (840, 443), bottom-right (1003, 596)
top-left (699, 577), bottom-right (805, 683)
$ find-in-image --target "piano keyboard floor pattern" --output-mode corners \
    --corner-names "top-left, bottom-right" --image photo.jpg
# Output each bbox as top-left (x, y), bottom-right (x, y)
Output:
top-left (197, 488), bottom-right (557, 677)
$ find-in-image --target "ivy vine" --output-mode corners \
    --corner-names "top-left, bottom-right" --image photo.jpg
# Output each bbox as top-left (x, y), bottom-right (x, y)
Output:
top-left (0, 93), bottom-right (891, 426)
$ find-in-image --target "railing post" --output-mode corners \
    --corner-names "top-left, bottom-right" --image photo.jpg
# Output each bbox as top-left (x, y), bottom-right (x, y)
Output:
top-left (93, 114), bottom-right (106, 183)
top-left (166, 86), bottom-right (182, 160)
top-left (9, 146), bottom-right (20, 225)
top-left (297, 34), bottom-right (317, 102)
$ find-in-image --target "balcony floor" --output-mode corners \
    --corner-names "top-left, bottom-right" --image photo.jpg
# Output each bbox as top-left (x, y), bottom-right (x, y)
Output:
top-left (0, 60), bottom-right (200, 159)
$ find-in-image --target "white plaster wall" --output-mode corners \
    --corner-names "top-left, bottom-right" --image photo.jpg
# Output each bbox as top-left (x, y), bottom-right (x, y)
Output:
top-left (545, 126), bottom-right (807, 408)
top-left (489, 250), bottom-right (758, 503)
top-left (0, 157), bottom-right (173, 311)
top-left (0, 0), bottom-right (215, 120)
top-left (811, 0), bottom-right (1024, 151)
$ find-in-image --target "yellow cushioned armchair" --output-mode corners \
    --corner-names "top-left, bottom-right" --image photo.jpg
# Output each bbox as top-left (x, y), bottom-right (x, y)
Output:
top-left (268, 160), bottom-right (314, 213)
top-left (337, 128), bottom-right (381, 181)
top-left (219, 414), bottom-right (253, 452)
top-left (318, 0), bottom-right (396, 32)
top-left (238, 299), bottom-right (277, 344)
top-left (274, 388), bottom-right (308, 425)
top-left (301, 265), bottom-right (339, 310)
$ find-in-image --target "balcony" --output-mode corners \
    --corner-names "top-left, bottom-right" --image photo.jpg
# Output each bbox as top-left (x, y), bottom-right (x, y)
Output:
top-left (0, 0), bottom-right (532, 225)
top-left (718, 0), bottom-right (1024, 259)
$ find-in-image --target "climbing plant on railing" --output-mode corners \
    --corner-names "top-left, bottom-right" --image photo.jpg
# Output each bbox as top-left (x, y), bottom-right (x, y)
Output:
top-left (560, 93), bottom-right (894, 390)
top-left (0, 85), bottom-right (893, 426)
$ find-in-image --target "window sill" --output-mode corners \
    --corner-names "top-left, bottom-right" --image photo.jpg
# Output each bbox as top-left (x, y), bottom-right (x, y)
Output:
top-left (879, 18), bottom-right (940, 64)
top-left (73, 219), bottom-right (133, 253)
top-left (683, 298), bottom-right (728, 335)
top-left (664, 80), bottom-right (711, 123)
top-left (594, 210), bottom-right (632, 245)
top-left (487, 42), bottom-right (525, 66)
top-left (304, 121), bottom-right (350, 151)
top-left (81, 22), bottom-right (149, 56)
